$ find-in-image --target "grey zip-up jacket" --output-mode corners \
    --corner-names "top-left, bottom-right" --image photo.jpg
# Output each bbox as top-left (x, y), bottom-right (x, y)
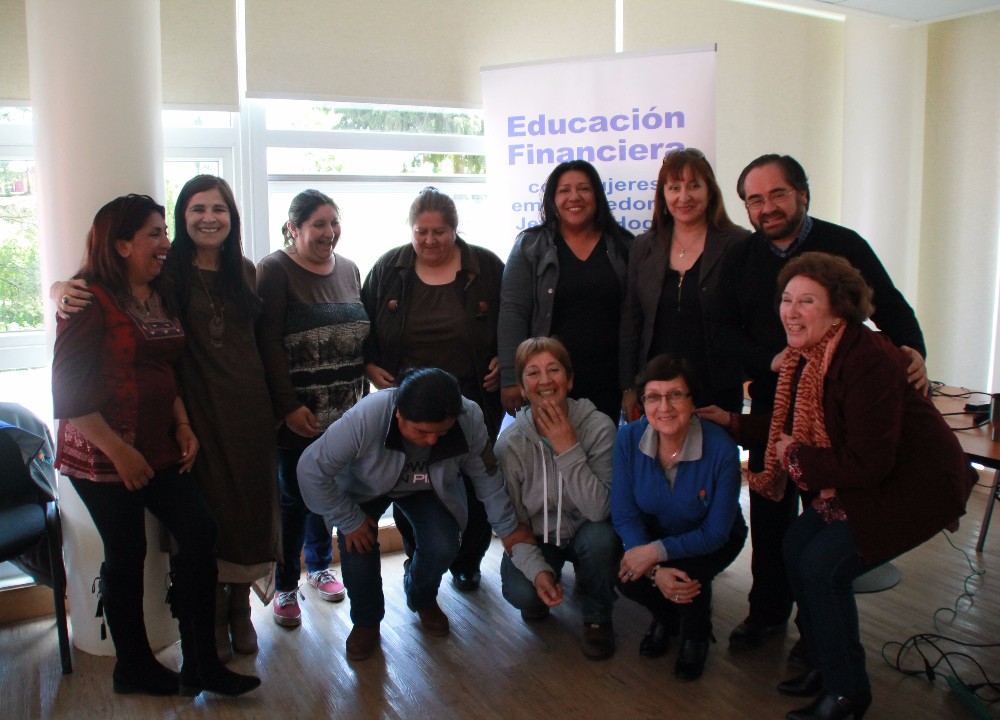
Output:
top-left (495, 397), bottom-right (617, 583)
top-left (498, 226), bottom-right (630, 388)
top-left (298, 387), bottom-right (518, 539)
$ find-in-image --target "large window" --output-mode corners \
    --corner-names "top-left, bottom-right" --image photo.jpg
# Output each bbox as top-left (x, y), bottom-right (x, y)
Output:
top-left (0, 159), bottom-right (40, 333)
top-left (0, 108), bottom-right (240, 371)
top-left (0, 100), bottom-right (496, 372)
top-left (0, 108), bottom-right (43, 370)
top-left (250, 99), bottom-right (493, 276)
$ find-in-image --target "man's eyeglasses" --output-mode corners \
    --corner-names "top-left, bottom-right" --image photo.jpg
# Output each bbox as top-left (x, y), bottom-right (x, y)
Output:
top-left (640, 390), bottom-right (691, 406)
top-left (744, 188), bottom-right (795, 210)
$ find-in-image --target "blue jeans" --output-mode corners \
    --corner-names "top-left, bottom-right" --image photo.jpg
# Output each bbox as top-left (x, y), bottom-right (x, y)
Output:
top-left (500, 520), bottom-right (621, 624)
top-left (276, 446), bottom-right (333, 592)
top-left (784, 507), bottom-right (873, 702)
top-left (394, 473), bottom-right (492, 577)
top-left (337, 491), bottom-right (460, 626)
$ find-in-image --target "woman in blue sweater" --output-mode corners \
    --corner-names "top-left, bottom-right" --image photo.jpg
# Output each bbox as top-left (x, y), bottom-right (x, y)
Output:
top-left (613, 353), bottom-right (747, 681)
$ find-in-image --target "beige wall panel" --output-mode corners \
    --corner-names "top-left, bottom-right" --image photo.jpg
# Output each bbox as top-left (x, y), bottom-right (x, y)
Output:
top-left (245, 0), bottom-right (616, 106)
top-left (0, 0), bottom-right (30, 102)
top-left (623, 0), bottom-right (844, 226)
top-left (1, 0), bottom-right (238, 106)
top-left (161, 0), bottom-right (239, 107)
top-left (919, 10), bottom-right (1000, 389)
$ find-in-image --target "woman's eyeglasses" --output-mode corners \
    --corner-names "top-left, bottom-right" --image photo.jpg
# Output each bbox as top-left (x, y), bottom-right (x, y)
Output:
top-left (640, 390), bottom-right (691, 406)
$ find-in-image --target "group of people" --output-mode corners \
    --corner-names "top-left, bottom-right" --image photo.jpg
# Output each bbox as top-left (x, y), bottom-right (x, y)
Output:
top-left (49, 152), bottom-right (974, 720)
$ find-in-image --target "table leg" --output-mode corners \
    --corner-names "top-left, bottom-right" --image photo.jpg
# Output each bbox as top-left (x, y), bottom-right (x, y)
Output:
top-left (976, 468), bottom-right (999, 553)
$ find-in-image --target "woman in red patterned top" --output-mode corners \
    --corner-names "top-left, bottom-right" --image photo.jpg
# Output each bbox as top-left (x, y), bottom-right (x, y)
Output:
top-left (53, 194), bottom-right (259, 698)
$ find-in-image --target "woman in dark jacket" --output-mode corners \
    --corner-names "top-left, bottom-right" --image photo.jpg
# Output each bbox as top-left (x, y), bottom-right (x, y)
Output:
top-left (620, 148), bottom-right (749, 421)
top-left (362, 187), bottom-right (504, 590)
top-left (743, 252), bottom-right (973, 720)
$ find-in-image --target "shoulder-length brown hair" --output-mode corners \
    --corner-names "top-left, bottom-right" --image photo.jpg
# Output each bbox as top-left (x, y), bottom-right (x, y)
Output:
top-left (651, 148), bottom-right (736, 237)
top-left (78, 194), bottom-right (166, 306)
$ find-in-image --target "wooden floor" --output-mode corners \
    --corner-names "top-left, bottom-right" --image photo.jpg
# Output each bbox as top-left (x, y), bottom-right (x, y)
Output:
top-left (2, 482), bottom-right (998, 720)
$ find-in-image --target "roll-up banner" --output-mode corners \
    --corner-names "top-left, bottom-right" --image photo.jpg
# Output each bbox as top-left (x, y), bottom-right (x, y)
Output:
top-left (482, 47), bottom-right (717, 237)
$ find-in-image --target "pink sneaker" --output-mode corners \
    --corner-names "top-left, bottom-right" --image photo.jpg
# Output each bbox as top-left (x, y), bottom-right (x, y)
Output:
top-left (307, 569), bottom-right (346, 602)
top-left (272, 589), bottom-right (301, 627)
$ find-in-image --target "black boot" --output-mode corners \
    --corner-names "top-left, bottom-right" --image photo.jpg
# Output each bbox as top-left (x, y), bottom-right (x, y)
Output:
top-left (170, 560), bottom-right (260, 697)
top-left (786, 692), bottom-right (870, 720)
top-left (99, 564), bottom-right (179, 696)
top-left (674, 603), bottom-right (712, 681)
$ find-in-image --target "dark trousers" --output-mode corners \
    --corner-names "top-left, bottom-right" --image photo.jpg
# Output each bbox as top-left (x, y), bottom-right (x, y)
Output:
top-left (69, 468), bottom-right (218, 660)
top-left (747, 479), bottom-right (801, 625)
top-left (618, 516), bottom-right (747, 641)
top-left (275, 446), bottom-right (333, 591)
top-left (394, 473), bottom-right (491, 577)
top-left (784, 507), bottom-right (872, 701)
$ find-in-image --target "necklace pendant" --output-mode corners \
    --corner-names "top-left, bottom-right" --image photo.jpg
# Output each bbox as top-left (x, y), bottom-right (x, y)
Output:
top-left (678, 248), bottom-right (686, 258)
top-left (208, 315), bottom-right (225, 348)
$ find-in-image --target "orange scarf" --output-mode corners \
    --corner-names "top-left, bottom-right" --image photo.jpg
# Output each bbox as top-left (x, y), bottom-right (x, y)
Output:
top-left (746, 323), bottom-right (846, 501)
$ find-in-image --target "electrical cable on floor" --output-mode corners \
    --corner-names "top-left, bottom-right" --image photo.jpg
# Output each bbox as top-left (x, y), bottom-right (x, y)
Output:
top-left (880, 531), bottom-right (999, 715)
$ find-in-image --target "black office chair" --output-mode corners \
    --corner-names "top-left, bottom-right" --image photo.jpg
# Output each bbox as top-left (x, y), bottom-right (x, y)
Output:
top-left (0, 413), bottom-right (72, 674)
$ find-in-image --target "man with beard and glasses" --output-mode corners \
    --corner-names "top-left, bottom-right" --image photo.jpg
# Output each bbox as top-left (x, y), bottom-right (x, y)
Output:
top-left (713, 154), bottom-right (926, 667)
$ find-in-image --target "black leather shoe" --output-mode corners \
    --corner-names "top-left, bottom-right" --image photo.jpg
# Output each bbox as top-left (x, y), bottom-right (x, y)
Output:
top-left (581, 621), bottom-right (616, 660)
top-left (520, 605), bottom-right (550, 622)
top-left (778, 669), bottom-right (823, 697)
top-left (786, 692), bottom-right (870, 720)
top-left (728, 616), bottom-right (787, 646)
top-left (639, 619), bottom-right (671, 658)
top-left (452, 571), bottom-right (481, 592)
top-left (674, 639), bottom-right (709, 681)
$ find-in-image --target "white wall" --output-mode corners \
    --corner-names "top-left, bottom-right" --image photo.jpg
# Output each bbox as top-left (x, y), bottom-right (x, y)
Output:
top-left (919, 10), bottom-right (1000, 390)
top-left (5, 0), bottom-right (999, 390)
top-left (624, 0), bottom-right (845, 227)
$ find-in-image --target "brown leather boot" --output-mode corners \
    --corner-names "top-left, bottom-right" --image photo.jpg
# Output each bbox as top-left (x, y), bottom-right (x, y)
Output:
top-left (228, 583), bottom-right (258, 654)
top-left (214, 583), bottom-right (233, 664)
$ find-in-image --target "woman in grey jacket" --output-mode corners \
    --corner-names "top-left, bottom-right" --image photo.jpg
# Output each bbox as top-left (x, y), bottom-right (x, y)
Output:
top-left (495, 338), bottom-right (620, 660)
top-left (498, 161), bottom-right (632, 423)
top-left (297, 368), bottom-right (531, 662)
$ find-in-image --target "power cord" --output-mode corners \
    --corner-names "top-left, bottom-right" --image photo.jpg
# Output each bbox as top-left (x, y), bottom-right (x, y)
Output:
top-left (880, 531), bottom-right (998, 715)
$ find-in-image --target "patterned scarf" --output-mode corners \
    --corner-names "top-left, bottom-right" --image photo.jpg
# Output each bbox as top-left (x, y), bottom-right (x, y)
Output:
top-left (746, 323), bottom-right (846, 501)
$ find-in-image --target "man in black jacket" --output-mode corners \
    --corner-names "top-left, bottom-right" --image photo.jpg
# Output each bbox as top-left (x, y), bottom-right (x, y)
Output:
top-left (716, 154), bottom-right (926, 658)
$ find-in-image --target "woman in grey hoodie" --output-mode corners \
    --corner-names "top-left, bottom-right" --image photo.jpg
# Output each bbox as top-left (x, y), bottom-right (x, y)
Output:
top-left (495, 337), bottom-right (621, 660)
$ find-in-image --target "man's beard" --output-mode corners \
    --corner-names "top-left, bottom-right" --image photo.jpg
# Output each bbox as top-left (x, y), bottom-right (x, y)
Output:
top-left (756, 206), bottom-right (805, 243)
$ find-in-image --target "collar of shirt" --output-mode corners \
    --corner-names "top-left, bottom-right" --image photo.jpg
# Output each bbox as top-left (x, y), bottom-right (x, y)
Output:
top-left (638, 415), bottom-right (704, 463)
top-left (764, 214), bottom-right (813, 259)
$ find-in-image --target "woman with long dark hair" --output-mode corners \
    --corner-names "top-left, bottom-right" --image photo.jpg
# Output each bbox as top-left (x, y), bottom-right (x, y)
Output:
top-left (499, 160), bottom-right (633, 424)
